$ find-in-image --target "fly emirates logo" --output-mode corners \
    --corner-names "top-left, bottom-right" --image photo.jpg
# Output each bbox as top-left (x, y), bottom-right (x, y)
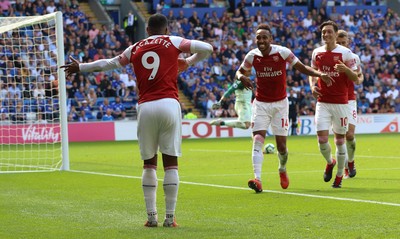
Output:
top-left (322, 65), bottom-right (340, 77)
top-left (256, 67), bottom-right (283, 78)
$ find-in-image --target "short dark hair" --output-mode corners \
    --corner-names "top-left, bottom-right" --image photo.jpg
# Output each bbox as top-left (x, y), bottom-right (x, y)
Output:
top-left (147, 13), bottom-right (168, 35)
top-left (319, 20), bottom-right (338, 32)
top-left (256, 23), bottom-right (272, 33)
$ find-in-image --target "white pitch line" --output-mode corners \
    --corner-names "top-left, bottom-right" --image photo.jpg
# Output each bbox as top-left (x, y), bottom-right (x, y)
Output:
top-left (70, 169), bottom-right (400, 207)
top-left (189, 149), bottom-right (400, 159)
top-left (178, 167), bottom-right (400, 178)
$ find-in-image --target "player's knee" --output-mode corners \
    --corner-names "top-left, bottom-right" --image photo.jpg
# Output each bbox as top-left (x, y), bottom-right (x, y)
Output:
top-left (334, 137), bottom-right (345, 146)
top-left (254, 134), bottom-right (265, 144)
top-left (346, 132), bottom-right (354, 141)
top-left (317, 136), bottom-right (329, 144)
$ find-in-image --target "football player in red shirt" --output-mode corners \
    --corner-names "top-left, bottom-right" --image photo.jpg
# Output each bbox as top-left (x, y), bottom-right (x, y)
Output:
top-left (336, 29), bottom-right (364, 179)
top-left (309, 21), bottom-right (359, 188)
top-left (62, 14), bottom-right (213, 227)
top-left (236, 23), bottom-right (332, 192)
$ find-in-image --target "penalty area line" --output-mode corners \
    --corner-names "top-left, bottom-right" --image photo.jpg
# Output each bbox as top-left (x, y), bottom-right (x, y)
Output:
top-left (70, 169), bottom-right (400, 207)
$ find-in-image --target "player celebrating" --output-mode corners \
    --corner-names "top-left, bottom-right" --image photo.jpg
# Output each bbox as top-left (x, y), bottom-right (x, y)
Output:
top-left (209, 79), bottom-right (252, 129)
top-left (237, 24), bottom-right (332, 192)
top-left (336, 29), bottom-right (364, 179)
top-left (61, 14), bottom-right (213, 227)
top-left (309, 21), bottom-right (359, 188)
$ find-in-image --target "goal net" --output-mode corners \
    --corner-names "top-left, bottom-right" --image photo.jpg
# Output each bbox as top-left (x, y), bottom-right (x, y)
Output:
top-left (0, 12), bottom-right (69, 173)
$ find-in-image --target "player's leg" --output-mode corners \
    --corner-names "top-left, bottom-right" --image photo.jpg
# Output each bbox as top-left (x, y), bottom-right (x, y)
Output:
top-left (315, 102), bottom-right (336, 182)
top-left (275, 135), bottom-right (289, 189)
top-left (248, 131), bottom-right (266, 193)
top-left (271, 98), bottom-right (289, 189)
top-left (332, 133), bottom-right (346, 188)
top-left (227, 100), bottom-right (251, 129)
top-left (162, 154), bottom-right (179, 228)
top-left (137, 102), bottom-right (160, 227)
top-left (331, 104), bottom-right (350, 188)
top-left (212, 101), bottom-right (250, 129)
top-left (346, 123), bottom-right (357, 178)
top-left (248, 99), bottom-right (268, 192)
top-left (158, 99), bottom-right (182, 227)
top-left (220, 120), bottom-right (249, 129)
top-left (143, 156), bottom-right (159, 227)
top-left (345, 100), bottom-right (357, 178)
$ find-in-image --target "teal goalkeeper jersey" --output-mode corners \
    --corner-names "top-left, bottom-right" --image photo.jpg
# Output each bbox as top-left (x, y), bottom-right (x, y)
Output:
top-left (223, 80), bottom-right (252, 103)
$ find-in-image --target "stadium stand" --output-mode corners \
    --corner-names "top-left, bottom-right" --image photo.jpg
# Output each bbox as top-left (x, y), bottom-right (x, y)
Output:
top-left (0, 0), bottom-right (398, 124)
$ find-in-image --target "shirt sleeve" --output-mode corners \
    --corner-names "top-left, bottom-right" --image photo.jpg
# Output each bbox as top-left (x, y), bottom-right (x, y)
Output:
top-left (240, 51), bottom-right (254, 71)
top-left (311, 50), bottom-right (317, 69)
top-left (279, 46), bottom-right (299, 67)
top-left (79, 45), bottom-right (134, 72)
top-left (344, 50), bottom-right (358, 71)
top-left (170, 36), bottom-right (213, 65)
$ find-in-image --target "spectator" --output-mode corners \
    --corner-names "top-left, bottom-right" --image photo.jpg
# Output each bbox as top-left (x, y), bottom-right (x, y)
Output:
top-left (102, 108), bottom-right (114, 121)
top-left (79, 100), bottom-right (94, 121)
top-left (11, 100), bottom-right (26, 123)
top-left (184, 108), bottom-right (198, 119)
top-left (87, 88), bottom-right (98, 107)
top-left (97, 98), bottom-right (113, 119)
top-left (74, 86), bottom-right (87, 106)
top-left (111, 96), bottom-right (126, 120)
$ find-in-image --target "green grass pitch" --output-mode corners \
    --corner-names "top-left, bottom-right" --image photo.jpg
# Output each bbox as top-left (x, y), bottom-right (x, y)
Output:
top-left (1, 134), bottom-right (399, 239)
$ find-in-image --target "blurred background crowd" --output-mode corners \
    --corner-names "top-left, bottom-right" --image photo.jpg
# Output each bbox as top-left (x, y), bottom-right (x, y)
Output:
top-left (0, 0), bottom-right (399, 124)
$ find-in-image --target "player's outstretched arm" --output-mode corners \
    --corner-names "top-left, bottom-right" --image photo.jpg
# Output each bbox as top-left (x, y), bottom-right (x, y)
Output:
top-left (61, 55), bottom-right (126, 77)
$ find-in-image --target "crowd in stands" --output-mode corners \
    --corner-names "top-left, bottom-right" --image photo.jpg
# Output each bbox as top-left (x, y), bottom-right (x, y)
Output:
top-left (0, 0), bottom-right (399, 125)
top-left (169, 0), bottom-right (400, 117)
top-left (0, 0), bottom-right (138, 124)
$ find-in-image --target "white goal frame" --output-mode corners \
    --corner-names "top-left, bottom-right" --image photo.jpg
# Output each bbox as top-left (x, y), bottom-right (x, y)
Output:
top-left (0, 12), bottom-right (69, 172)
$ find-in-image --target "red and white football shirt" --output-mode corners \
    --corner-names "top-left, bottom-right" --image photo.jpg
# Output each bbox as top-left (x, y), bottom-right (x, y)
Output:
top-left (122, 35), bottom-right (187, 104)
top-left (241, 44), bottom-right (299, 103)
top-left (311, 45), bottom-right (357, 104)
top-left (348, 53), bottom-right (361, 101)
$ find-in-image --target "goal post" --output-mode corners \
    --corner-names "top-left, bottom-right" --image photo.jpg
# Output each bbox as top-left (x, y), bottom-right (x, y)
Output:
top-left (0, 12), bottom-right (69, 173)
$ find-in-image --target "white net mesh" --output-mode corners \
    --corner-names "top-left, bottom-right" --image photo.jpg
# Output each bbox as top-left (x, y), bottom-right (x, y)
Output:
top-left (0, 13), bottom-right (64, 172)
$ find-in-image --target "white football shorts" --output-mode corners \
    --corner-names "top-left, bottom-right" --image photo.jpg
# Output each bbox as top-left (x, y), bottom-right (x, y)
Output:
top-left (137, 98), bottom-right (182, 160)
top-left (315, 102), bottom-right (348, 135)
top-left (251, 98), bottom-right (288, 136)
top-left (347, 100), bottom-right (357, 126)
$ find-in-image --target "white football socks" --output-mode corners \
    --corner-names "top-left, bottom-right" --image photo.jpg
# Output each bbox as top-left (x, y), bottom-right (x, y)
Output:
top-left (318, 142), bottom-right (333, 164)
top-left (252, 136), bottom-right (264, 181)
top-left (163, 168), bottom-right (179, 220)
top-left (278, 150), bottom-right (288, 172)
top-left (346, 138), bottom-right (356, 163)
top-left (142, 168), bottom-right (158, 222)
top-left (336, 143), bottom-right (347, 177)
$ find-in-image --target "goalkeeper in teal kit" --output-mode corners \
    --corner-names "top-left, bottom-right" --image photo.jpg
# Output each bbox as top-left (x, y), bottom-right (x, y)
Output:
top-left (210, 80), bottom-right (252, 129)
